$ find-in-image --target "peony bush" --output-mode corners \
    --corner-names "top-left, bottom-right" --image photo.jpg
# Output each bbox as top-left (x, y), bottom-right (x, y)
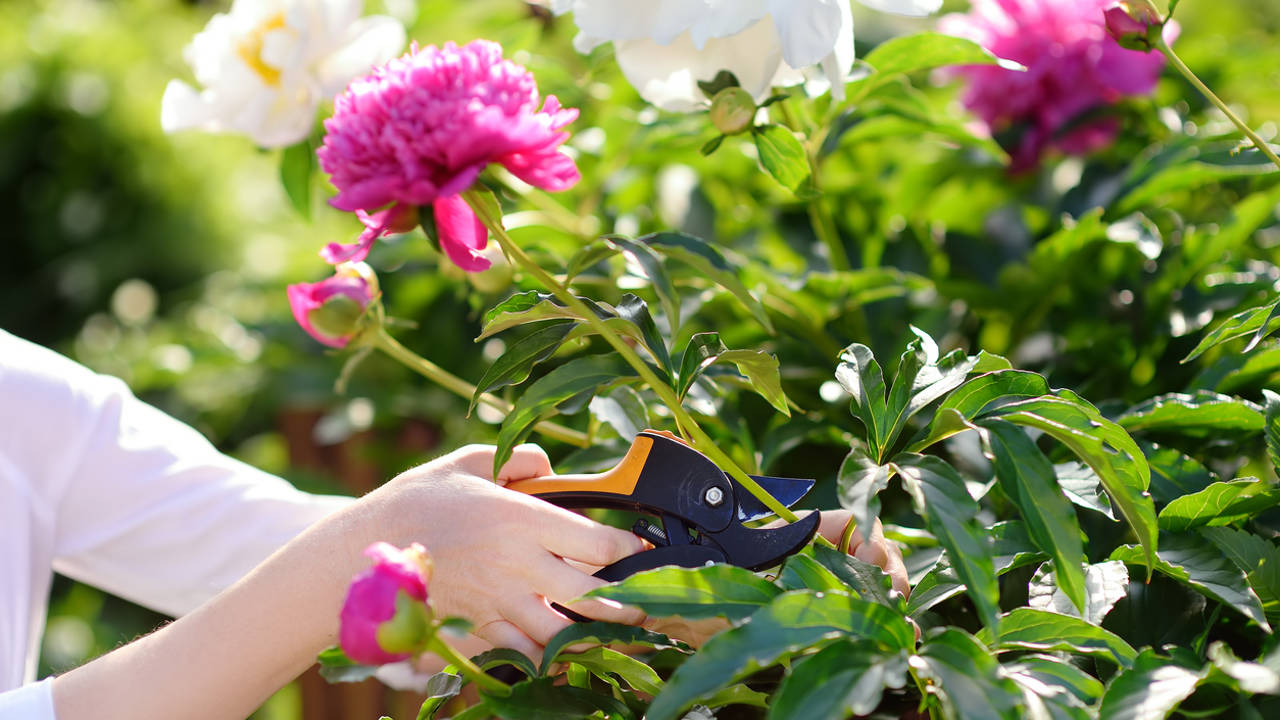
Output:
top-left (161, 0), bottom-right (1280, 717)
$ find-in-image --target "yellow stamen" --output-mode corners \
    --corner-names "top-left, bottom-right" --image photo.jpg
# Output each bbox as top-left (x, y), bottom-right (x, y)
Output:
top-left (236, 12), bottom-right (287, 87)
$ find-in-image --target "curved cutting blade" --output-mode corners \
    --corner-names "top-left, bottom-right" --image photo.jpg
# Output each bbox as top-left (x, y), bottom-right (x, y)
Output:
top-left (733, 474), bottom-right (816, 522)
top-left (704, 510), bottom-right (821, 571)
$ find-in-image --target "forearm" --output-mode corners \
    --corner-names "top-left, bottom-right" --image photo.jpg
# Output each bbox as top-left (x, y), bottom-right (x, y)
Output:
top-left (51, 483), bottom-right (412, 720)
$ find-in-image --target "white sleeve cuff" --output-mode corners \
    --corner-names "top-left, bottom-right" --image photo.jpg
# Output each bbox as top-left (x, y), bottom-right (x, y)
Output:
top-left (0, 678), bottom-right (56, 720)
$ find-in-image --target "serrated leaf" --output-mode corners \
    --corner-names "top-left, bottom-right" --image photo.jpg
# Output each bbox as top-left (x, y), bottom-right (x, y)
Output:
top-left (979, 419), bottom-right (1088, 614)
top-left (836, 344), bottom-right (888, 458)
top-left (1111, 532), bottom-right (1270, 630)
top-left (716, 348), bottom-right (790, 415)
top-left (993, 395), bottom-right (1157, 571)
top-left (540, 621), bottom-right (684, 675)
top-left (910, 370), bottom-right (1049, 451)
top-left (1028, 560), bottom-right (1130, 626)
top-left (484, 677), bottom-right (632, 720)
top-left (1159, 478), bottom-right (1280, 532)
top-left (641, 232), bottom-right (773, 333)
top-left (836, 451), bottom-right (891, 564)
top-left (495, 354), bottom-right (633, 477)
top-left (584, 564), bottom-right (781, 622)
top-left (768, 640), bottom-right (909, 720)
top-left (1097, 649), bottom-right (1206, 720)
top-left (469, 321), bottom-right (575, 414)
top-left (604, 235), bottom-right (681, 330)
top-left (981, 608), bottom-right (1138, 666)
top-left (752, 124), bottom-right (810, 191)
top-left (280, 139), bottom-right (314, 218)
top-left (892, 454), bottom-right (1001, 631)
top-left (914, 628), bottom-right (1024, 720)
top-left (645, 590), bottom-right (915, 720)
top-left (1183, 295), bottom-right (1280, 362)
top-left (1118, 391), bottom-right (1265, 436)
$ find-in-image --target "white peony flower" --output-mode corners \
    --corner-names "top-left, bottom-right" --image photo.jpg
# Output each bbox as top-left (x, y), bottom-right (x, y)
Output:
top-left (551, 0), bottom-right (942, 112)
top-left (161, 0), bottom-right (405, 148)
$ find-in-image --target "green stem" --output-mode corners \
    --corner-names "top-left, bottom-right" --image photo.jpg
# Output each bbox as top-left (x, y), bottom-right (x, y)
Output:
top-left (427, 635), bottom-right (510, 696)
top-left (463, 189), bottom-right (808, 528)
top-left (1156, 35), bottom-right (1280, 172)
top-left (372, 328), bottom-right (590, 448)
top-left (491, 167), bottom-right (595, 239)
top-left (779, 101), bottom-right (850, 271)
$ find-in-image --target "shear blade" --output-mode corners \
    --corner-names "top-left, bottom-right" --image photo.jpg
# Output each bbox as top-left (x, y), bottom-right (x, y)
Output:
top-left (733, 474), bottom-right (816, 522)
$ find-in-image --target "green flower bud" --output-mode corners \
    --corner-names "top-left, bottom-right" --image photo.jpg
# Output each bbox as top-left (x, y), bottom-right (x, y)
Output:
top-left (709, 87), bottom-right (756, 136)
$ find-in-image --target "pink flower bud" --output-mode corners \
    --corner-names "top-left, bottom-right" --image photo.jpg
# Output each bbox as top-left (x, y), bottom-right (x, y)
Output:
top-left (339, 542), bottom-right (433, 665)
top-left (1104, 1), bottom-right (1163, 52)
top-left (287, 262), bottom-right (379, 348)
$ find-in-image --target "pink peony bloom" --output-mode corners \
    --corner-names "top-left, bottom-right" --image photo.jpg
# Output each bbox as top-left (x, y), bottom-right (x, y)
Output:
top-left (940, 0), bottom-right (1174, 171)
top-left (339, 542), bottom-right (433, 665)
top-left (317, 40), bottom-right (580, 270)
top-left (287, 262), bottom-right (378, 348)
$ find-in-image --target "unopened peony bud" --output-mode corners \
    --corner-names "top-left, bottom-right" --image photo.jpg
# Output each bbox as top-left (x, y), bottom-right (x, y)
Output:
top-left (1104, 1), bottom-right (1163, 52)
top-left (287, 262), bottom-right (379, 348)
top-left (709, 87), bottom-right (756, 136)
top-left (339, 542), bottom-right (433, 665)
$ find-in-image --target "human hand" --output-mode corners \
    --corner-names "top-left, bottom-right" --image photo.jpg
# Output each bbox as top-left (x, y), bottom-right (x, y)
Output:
top-left (381, 443), bottom-right (647, 660)
top-left (815, 510), bottom-right (910, 599)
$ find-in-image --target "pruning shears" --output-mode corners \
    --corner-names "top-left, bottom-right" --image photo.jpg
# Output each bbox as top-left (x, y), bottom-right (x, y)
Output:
top-left (506, 429), bottom-right (820, 585)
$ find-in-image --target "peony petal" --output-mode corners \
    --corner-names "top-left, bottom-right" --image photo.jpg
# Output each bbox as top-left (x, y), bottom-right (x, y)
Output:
top-left (316, 15), bottom-right (408, 98)
top-left (767, 0), bottom-right (845, 69)
top-left (160, 80), bottom-right (217, 133)
top-left (432, 195), bottom-right (491, 273)
top-left (855, 0), bottom-right (944, 17)
top-left (320, 232), bottom-right (376, 265)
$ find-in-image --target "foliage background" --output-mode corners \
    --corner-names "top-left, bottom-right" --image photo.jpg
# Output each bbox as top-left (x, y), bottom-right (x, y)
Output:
top-left (3, 0), bottom-right (1280, 717)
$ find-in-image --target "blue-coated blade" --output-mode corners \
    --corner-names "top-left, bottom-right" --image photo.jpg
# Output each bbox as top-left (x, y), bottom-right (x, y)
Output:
top-left (733, 474), bottom-right (815, 522)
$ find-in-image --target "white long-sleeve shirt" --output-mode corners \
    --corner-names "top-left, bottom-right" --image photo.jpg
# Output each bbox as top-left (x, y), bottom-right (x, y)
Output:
top-left (0, 330), bottom-right (351, 718)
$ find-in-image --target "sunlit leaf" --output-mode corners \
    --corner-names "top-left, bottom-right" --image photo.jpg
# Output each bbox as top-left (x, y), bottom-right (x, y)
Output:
top-left (914, 628), bottom-right (1024, 720)
top-left (1158, 478), bottom-right (1280, 531)
top-left (540, 621), bottom-right (684, 675)
top-left (642, 232), bottom-right (774, 333)
top-left (280, 139), bottom-right (314, 218)
top-left (604, 235), bottom-right (681, 330)
top-left (1097, 649), bottom-right (1205, 720)
top-left (768, 640), bottom-right (909, 720)
top-left (1118, 391), bottom-right (1264, 436)
top-left (752, 124), bottom-right (809, 192)
top-left (980, 608), bottom-right (1138, 666)
top-left (1027, 560), bottom-right (1130, 626)
top-left (836, 343), bottom-right (888, 459)
top-left (837, 450), bottom-right (891, 545)
top-left (584, 564), bottom-right (781, 622)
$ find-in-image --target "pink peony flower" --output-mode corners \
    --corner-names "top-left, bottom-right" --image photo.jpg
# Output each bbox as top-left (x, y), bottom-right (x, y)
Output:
top-left (339, 542), bottom-right (433, 665)
top-left (316, 40), bottom-right (580, 270)
top-left (940, 0), bottom-right (1174, 171)
top-left (287, 261), bottom-right (378, 348)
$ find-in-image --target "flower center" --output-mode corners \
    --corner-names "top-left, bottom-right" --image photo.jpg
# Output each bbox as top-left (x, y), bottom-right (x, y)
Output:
top-left (236, 12), bottom-right (287, 87)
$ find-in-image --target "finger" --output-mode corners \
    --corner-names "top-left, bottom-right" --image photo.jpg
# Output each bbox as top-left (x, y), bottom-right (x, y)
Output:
top-left (497, 444), bottom-right (553, 484)
top-left (502, 595), bottom-right (575, 646)
top-left (884, 539), bottom-right (910, 599)
top-left (853, 518), bottom-right (889, 568)
top-left (534, 556), bottom-right (647, 626)
top-left (532, 503), bottom-right (646, 565)
top-left (474, 619), bottom-right (542, 663)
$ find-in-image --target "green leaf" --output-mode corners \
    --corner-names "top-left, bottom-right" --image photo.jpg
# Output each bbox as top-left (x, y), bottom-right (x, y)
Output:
top-left (1055, 462), bottom-right (1117, 520)
top-left (752, 124), bottom-right (810, 192)
top-left (914, 628), bottom-right (1024, 720)
top-left (1097, 649), bottom-right (1206, 720)
top-left (1207, 641), bottom-right (1280, 694)
top-left (677, 332), bottom-right (727, 398)
top-left (469, 321), bottom-right (574, 415)
top-left (836, 451), bottom-right (891, 557)
top-left (881, 335), bottom-right (930, 454)
top-left (479, 291), bottom-right (608, 339)
top-left (978, 419), bottom-right (1088, 614)
top-left (892, 454), bottom-right (1001, 631)
top-left (1003, 654), bottom-right (1105, 705)
top-left (1118, 391), bottom-right (1265, 436)
top-left (777, 552), bottom-right (847, 593)
top-left (604, 235), bottom-right (681, 331)
top-left (484, 677), bottom-right (632, 720)
top-left (836, 344), bottom-right (888, 458)
top-left (472, 648), bottom-right (538, 679)
top-left (981, 608), bottom-right (1138, 667)
top-left (615, 294), bottom-right (673, 380)
top-left (705, 684), bottom-right (770, 709)
top-left (645, 590), bottom-right (915, 720)
top-left (700, 134), bottom-right (725, 156)
top-left (316, 645), bottom-right (378, 683)
top-left (280, 139), bottom-right (314, 218)
top-left (588, 385), bottom-right (649, 441)
top-left (811, 544), bottom-right (903, 610)
top-left (1140, 440), bottom-right (1217, 505)
top-left (861, 32), bottom-right (1006, 77)
top-left (1183, 295), bottom-right (1280, 362)
top-left (562, 646), bottom-right (664, 695)
top-left (583, 564), bottom-right (781, 622)
top-left (641, 232), bottom-right (773, 333)
top-left (697, 69), bottom-right (740, 98)
top-left (716, 348), bottom-right (790, 416)
top-left (767, 640), bottom-right (909, 720)
top-left (1200, 526), bottom-right (1280, 620)
top-left (1027, 560), bottom-right (1130, 626)
top-left (565, 239), bottom-right (618, 280)
top-left (1111, 532), bottom-right (1271, 630)
top-left (910, 370), bottom-right (1049, 451)
top-left (540, 621), bottom-right (684, 675)
top-left (1159, 478), bottom-right (1280, 532)
top-left (993, 395), bottom-right (1157, 571)
top-left (495, 354), bottom-right (634, 477)
top-left (1266, 390), bottom-right (1280, 473)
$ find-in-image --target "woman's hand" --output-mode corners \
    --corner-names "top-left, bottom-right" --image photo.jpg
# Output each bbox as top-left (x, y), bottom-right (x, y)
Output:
top-left (815, 510), bottom-right (910, 599)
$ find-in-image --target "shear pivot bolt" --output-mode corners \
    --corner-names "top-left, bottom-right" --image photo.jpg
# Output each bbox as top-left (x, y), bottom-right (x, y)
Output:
top-left (704, 487), bottom-right (725, 507)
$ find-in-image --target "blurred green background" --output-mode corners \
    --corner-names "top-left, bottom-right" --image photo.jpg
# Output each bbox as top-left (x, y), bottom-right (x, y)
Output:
top-left (3, 0), bottom-right (1279, 717)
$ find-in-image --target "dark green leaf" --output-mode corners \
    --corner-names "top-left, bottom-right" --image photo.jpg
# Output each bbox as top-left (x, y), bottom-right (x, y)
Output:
top-left (1140, 440), bottom-right (1217, 505)
top-left (677, 333), bottom-right (727, 398)
top-left (1004, 654), bottom-right (1105, 705)
top-left (469, 321), bottom-right (574, 415)
top-left (584, 564), bottom-right (781, 622)
top-left (697, 70), bottom-right (739, 98)
top-left (752, 124), bottom-right (810, 192)
top-left (472, 649), bottom-right (538, 679)
top-left (565, 239), bottom-right (618, 280)
top-left (778, 551), bottom-right (847, 593)
top-left (540, 621), bottom-right (684, 675)
top-left (495, 355), bottom-right (634, 476)
top-left (700, 134), bottom-right (725, 155)
top-left (316, 649), bottom-right (378, 684)
top-left (981, 608), bottom-right (1138, 666)
top-left (910, 370), bottom-right (1049, 451)
top-left (892, 454), bottom-right (1001, 631)
top-left (1266, 390), bottom-right (1280, 473)
top-left (1097, 649), bottom-right (1206, 720)
top-left (1055, 462), bottom-right (1117, 519)
top-left (1159, 478), bottom-right (1280, 531)
top-left (1183, 295), bottom-right (1280, 362)
top-left (1111, 532), bottom-right (1270, 630)
top-left (836, 451), bottom-right (891, 565)
top-left (645, 590), bottom-right (915, 720)
top-left (914, 628), bottom-right (1024, 720)
top-left (812, 539), bottom-right (903, 610)
top-left (615, 294), bottom-right (673, 381)
top-left (768, 640), bottom-right (909, 720)
top-left (641, 232), bottom-right (773, 333)
top-left (588, 386), bottom-right (650, 441)
top-left (1200, 526), bottom-right (1280, 620)
top-left (1207, 641), bottom-right (1280, 694)
top-left (978, 419), bottom-right (1087, 613)
top-left (1118, 391), bottom-right (1265, 436)
top-left (604, 235), bottom-right (682, 331)
top-left (882, 335), bottom-right (929, 454)
top-left (484, 677), bottom-right (632, 720)
top-left (1027, 560), bottom-right (1130, 626)
top-left (479, 291), bottom-right (609, 339)
top-left (705, 684), bottom-right (770, 709)
top-left (280, 139), bottom-right (314, 218)
top-left (562, 646), bottom-right (664, 695)
top-left (836, 344), bottom-right (888, 459)
top-left (993, 395), bottom-right (1158, 570)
